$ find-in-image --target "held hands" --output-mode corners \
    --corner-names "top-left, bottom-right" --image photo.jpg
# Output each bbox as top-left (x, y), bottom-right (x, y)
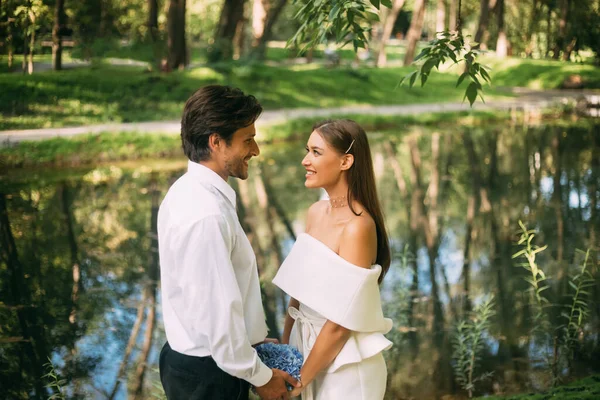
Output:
top-left (288, 382), bottom-right (304, 398)
top-left (255, 368), bottom-right (301, 400)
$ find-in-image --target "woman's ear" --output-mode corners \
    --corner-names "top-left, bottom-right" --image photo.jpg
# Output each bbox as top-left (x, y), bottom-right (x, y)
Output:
top-left (340, 154), bottom-right (354, 171)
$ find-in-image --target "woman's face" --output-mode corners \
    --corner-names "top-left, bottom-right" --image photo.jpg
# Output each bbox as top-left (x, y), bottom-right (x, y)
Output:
top-left (301, 131), bottom-right (344, 189)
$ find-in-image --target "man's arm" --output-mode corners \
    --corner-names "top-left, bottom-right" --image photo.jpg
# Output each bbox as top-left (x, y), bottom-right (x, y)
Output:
top-left (172, 215), bottom-right (299, 398)
top-left (171, 214), bottom-right (272, 386)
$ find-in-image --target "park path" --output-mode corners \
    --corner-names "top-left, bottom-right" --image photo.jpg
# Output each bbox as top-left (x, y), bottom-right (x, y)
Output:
top-left (1, 89), bottom-right (598, 145)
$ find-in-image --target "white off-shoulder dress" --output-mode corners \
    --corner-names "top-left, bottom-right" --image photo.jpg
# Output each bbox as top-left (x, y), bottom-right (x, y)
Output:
top-left (272, 233), bottom-right (393, 400)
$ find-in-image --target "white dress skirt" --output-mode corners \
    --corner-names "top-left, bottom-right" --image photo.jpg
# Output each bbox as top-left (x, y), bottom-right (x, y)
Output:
top-left (272, 233), bottom-right (393, 400)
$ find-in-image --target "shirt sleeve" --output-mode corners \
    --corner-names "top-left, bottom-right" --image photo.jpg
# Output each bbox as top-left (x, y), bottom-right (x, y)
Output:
top-left (171, 214), bottom-right (273, 387)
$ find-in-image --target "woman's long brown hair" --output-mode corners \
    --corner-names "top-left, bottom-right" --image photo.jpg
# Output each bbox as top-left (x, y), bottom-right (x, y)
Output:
top-left (313, 119), bottom-right (391, 284)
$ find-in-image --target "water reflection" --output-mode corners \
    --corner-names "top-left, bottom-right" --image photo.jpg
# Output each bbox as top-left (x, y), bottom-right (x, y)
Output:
top-left (1, 117), bottom-right (599, 399)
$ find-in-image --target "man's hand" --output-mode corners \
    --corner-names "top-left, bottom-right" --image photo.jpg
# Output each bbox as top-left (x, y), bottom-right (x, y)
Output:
top-left (255, 368), bottom-right (300, 400)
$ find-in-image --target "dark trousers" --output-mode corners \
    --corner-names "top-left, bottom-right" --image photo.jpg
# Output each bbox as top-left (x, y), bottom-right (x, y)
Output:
top-left (159, 342), bottom-right (250, 400)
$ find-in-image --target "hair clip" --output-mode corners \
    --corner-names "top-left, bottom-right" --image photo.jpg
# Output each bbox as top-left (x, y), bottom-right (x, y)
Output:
top-left (345, 139), bottom-right (355, 154)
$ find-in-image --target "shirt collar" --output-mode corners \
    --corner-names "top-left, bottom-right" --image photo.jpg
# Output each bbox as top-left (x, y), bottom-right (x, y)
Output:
top-left (187, 161), bottom-right (237, 208)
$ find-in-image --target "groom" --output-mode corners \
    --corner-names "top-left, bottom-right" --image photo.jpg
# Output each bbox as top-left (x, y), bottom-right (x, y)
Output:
top-left (158, 85), bottom-right (299, 400)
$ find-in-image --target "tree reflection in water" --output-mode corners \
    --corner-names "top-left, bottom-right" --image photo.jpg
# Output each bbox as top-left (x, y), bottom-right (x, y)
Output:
top-left (1, 117), bottom-right (599, 399)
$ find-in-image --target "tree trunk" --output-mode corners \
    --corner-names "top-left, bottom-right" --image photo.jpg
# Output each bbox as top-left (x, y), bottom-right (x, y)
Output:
top-left (562, 37), bottom-right (576, 61)
top-left (524, 0), bottom-right (542, 57)
top-left (233, 10), bottom-right (247, 59)
top-left (403, 0), bottom-right (427, 65)
top-left (553, 0), bottom-right (569, 59)
top-left (211, 0), bottom-right (246, 62)
top-left (448, 0), bottom-right (457, 31)
top-left (545, 4), bottom-right (552, 58)
top-left (408, 136), bottom-right (444, 345)
top-left (495, 0), bottom-right (507, 57)
top-left (28, 12), bottom-right (35, 75)
top-left (8, 18), bottom-right (14, 69)
top-left (260, 165), bottom-right (296, 241)
top-left (252, 0), bottom-right (268, 46)
top-left (52, 0), bottom-right (64, 70)
top-left (108, 292), bottom-right (146, 400)
top-left (148, 0), bottom-right (159, 42)
top-left (167, 0), bottom-right (187, 70)
top-left (474, 0), bottom-right (490, 49)
top-left (60, 184), bottom-right (82, 325)
top-left (487, 131), bottom-right (520, 366)
top-left (0, 194), bottom-right (45, 399)
top-left (461, 132), bottom-right (491, 311)
top-left (436, 0), bottom-right (446, 34)
top-left (236, 180), bottom-right (280, 338)
top-left (252, 0), bottom-right (287, 60)
top-left (383, 140), bottom-right (421, 356)
top-left (376, 0), bottom-right (405, 67)
top-left (132, 177), bottom-right (161, 399)
top-left (590, 127), bottom-right (598, 250)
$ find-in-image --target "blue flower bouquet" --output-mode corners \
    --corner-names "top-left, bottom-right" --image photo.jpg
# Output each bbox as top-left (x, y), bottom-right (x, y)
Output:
top-left (254, 342), bottom-right (303, 390)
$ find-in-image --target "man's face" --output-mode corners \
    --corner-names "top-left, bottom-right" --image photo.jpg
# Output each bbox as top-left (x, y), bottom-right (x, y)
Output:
top-left (221, 123), bottom-right (260, 180)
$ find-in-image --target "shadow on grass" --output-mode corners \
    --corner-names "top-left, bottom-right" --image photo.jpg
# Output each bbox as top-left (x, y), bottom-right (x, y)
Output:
top-left (0, 63), bottom-right (463, 130)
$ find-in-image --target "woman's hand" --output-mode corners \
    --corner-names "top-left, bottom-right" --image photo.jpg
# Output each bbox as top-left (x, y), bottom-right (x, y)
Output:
top-left (288, 382), bottom-right (304, 398)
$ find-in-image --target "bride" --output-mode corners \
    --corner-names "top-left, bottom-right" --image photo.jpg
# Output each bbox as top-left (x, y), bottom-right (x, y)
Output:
top-left (272, 119), bottom-right (393, 399)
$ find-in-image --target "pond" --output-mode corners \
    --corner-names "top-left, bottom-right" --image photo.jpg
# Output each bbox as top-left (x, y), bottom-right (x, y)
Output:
top-left (1, 114), bottom-right (599, 399)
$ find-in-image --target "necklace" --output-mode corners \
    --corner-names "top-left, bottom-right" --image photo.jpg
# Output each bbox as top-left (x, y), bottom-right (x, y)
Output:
top-left (329, 195), bottom-right (348, 208)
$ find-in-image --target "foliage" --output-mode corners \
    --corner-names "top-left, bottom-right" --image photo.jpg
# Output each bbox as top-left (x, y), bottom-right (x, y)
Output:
top-left (559, 249), bottom-right (595, 364)
top-left (43, 358), bottom-right (67, 400)
top-left (476, 374), bottom-right (600, 399)
top-left (451, 296), bottom-right (496, 398)
top-left (400, 32), bottom-right (491, 106)
top-left (288, 0), bottom-right (388, 53)
top-left (512, 221), bottom-right (597, 385)
top-left (0, 131), bottom-right (182, 168)
top-left (512, 220), bottom-right (551, 338)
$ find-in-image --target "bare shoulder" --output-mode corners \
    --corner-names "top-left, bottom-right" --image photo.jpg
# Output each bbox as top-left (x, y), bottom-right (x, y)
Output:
top-left (338, 213), bottom-right (377, 269)
top-left (305, 200), bottom-right (328, 230)
top-left (343, 212), bottom-right (376, 238)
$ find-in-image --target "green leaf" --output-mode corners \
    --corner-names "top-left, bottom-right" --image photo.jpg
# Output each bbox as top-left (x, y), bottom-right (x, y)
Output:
top-left (381, 0), bottom-right (393, 7)
top-left (422, 57), bottom-right (437, 75)
top-left (409, 70), bottom-right (419, 87)
top-left (413, 48), bottom-right (431, 62)
top-left (370, 0), bottom-right (380, 8)
top-left (480, 68), bottom-right (492, 84)
top-left (464, 82), bottom-right (478, 105)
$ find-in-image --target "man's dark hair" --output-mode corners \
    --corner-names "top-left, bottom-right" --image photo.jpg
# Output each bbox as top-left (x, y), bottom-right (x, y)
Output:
top-left (181, 85), bottom-right (263, 162)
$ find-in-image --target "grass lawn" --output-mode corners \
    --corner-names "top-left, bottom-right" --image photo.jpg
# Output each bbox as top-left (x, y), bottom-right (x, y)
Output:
top-left (1, 40), bottom-right (599, 130)
top-left (0, 111), bottom-right (507, 169)
top-left (0, 63), bottom-right (484, 130)
top-left (484, 56), bottom-right (600, 89)
top-left (476, 374), bottom-right (600, 399)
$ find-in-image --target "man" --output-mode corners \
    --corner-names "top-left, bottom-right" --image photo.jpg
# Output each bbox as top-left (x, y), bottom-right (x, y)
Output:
top-left (158, 85), bottom-right (299, 400)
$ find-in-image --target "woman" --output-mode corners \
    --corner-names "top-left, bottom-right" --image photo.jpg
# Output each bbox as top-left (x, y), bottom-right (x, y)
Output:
top-left (272, 119), bottom-right (393, 399)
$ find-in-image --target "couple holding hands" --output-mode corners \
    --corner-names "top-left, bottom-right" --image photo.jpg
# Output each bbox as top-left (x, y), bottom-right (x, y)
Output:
top-left (158, 85), bottom-right (393, 400)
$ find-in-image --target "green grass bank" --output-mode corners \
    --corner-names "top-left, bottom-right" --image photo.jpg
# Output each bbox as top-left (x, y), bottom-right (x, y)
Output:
top-left (0, 111), bottom-right (505, 170)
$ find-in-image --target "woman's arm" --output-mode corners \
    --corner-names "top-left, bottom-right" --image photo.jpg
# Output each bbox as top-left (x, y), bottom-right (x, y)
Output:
top-left (282, 297), bottom-right (300, 344)
top-left (293, 320), bottom-right (352, 390)
top-left (291, 217), bottom-right (377, 395)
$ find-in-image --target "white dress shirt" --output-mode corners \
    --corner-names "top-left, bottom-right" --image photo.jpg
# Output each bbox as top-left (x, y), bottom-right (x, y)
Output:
top-left (158, 160), bottom-right (273, 387)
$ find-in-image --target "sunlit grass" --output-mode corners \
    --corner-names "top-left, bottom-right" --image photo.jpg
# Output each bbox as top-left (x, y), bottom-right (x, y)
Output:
top-left (0, 111), bottom-right (507, 169)
top-left (1, 43), bottom-right (599, 130)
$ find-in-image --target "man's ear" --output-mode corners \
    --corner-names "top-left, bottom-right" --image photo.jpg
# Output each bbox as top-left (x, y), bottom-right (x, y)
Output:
top-left (208, 133), bottom-right (222, 153)
top-left (340, 154), bottom-right (354, 171)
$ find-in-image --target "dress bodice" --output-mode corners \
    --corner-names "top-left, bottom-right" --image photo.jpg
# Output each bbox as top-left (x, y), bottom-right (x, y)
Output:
top-left (273, 233), bottom-right (393, 374)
